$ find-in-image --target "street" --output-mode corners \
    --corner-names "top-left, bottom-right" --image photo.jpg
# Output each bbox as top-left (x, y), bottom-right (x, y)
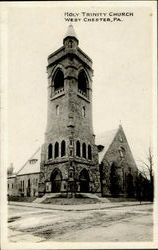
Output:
top-left (8, 202), bottom-right (153, 242)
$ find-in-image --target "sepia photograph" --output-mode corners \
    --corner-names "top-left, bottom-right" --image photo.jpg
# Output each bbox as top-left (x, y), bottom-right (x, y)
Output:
top-left (0, 1), bottom-right (157, 249)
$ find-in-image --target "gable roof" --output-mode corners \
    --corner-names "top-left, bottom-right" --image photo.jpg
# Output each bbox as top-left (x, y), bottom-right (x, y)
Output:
top-left (96, 128), bottom-right (118, 163)
top-left (8, 174), bottom-right (16, 179)
top-left (17, 147), bottom-right (41, 176)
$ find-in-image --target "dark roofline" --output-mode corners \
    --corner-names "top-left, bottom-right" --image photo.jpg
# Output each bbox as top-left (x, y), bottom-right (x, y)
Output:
top-left (47, 52), bottom-right (93, 73)
top-left (78, 47), bottom-right (92, 63)
top-left (17, 172), bottom-right (41, 177)
top-left (48, 46), bottom-right (64, 60)
top-left (7, 176), bottom-right (16, 179)
top-left (47, 46), bottom-right (92, 64)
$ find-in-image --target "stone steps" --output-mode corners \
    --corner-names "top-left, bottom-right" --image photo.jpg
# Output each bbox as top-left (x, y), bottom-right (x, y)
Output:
top-left (79, 193), bottom-right (110, 202)
top-left (33, 192), bottom-right (111, 203)
top-left (33, 193), bottom-right (61, 203)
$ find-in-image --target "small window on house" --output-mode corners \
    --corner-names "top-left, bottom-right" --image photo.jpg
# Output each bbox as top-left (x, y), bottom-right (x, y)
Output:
top-left (8, 184), bottom-right (9, 189)
top-left (82, 143), bottom-right (86, 158)
top-left (82, 106), bottom-right (86, 117)
top-left (54, 142), bottom-right (59, 158)
top-left (48, 144), bottom-right (53, 159)
top-left (88, 145), bottom-right (92, 160)
top-left (12, 184), bottom-right (13, 189)
top-left (61, 140), bottom-right (66, 157)
top-left (76, 141), bottom-right (80, 157)
top-left (56, 105), bottom-right (59, 115)
top-left (29, 159), bottom-right (38, 164)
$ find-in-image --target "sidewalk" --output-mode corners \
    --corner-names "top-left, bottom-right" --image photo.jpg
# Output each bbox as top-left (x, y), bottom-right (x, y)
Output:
top-left (8, 201), bottom-right (152, 211)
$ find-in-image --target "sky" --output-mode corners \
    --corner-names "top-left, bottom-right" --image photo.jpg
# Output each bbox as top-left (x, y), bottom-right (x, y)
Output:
top-left (4, 2), bottom-right (155, 172)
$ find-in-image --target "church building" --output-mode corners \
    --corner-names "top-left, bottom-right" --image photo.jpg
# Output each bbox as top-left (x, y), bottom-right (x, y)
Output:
top-left (8, 25), bottom-right (138, 199)
top-left (97, 125), bottom-right (138, 197)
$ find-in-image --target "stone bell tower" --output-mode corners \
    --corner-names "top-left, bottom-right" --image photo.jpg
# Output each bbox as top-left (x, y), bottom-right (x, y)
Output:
top-left (39, 25), bottom-right (101, 197)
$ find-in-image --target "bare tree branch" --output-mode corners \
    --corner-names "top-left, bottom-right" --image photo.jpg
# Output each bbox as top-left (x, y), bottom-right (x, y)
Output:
top-left (137, 147), bottom-right (153, 183)
top-left (138, 168), bottom-right (148, 180)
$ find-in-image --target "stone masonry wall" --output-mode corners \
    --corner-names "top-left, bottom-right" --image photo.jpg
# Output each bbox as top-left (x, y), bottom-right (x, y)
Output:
top-left (101, 126), bottom-right (138, 197)
top-left (40, 35), bottom-right (101, 195)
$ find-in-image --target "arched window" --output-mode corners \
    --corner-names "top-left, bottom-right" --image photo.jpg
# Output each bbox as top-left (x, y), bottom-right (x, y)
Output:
top-left (54, 142), bottom-right (59, 158)
top-left (79, 169), bottom-right (90, 192)
top-left (119, 146), bottom-right (125, 158)
top-left (76, 141), bottom-right (80, 157)
top-left (78, 71), bottom-right (88, 94)
top-left (82, 106), bottom-right (86, 117)
top-left (88, 145), bottom-right (92, 160)
top-left (126, 173), bottom-right (134, 197)
top-left (56, 105), bottom-right (59, 115)
top-left (82, 143), bottom-right (86, 158)
top-left (54, 69), bottom-right (64, 91)
top-left (110, 163), bottom-right (121, 196)
top-left (61, 140), bottom-right (66, 157)
top-left (48, 144), bottom-right (53, 159)
top-left (50, 168), bottom-right (62, 193)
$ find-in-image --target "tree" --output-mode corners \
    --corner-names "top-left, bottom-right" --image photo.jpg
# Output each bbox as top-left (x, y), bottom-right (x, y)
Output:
top-left (137, 147), bottom-right (154, 201)
top-left (7, 163), bottom-right (14, 176)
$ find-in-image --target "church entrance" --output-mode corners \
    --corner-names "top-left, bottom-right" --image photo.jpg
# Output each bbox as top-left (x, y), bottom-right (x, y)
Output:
top-left (50, 168), bottom-right (62, 193)
top-left (79, 169), bottom-right (90, 192)
top-left (126, 173), bottom-right (134, 197)
top-left (110, 163), bottom-right (121, 196)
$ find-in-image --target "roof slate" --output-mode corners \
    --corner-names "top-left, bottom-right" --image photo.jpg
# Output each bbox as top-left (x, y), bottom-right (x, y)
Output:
top-left (96, 128), bottom-right (118, 163)
top-left (17, 147), bottom-right (41, 176)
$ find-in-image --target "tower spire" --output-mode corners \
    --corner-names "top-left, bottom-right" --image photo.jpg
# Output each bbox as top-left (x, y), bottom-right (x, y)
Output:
top-left (63, 24), bottom-right (79, 46)
top-left (64, 24), bottom-right (78, 40)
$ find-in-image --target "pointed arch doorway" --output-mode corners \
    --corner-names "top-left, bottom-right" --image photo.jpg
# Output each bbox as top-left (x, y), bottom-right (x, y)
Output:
top-left (79, 169), bottom-right (90, 192)
top-left (126, 173), bottom-right (134, 197)
top-left (50, 168), bottom-right (62, 192)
